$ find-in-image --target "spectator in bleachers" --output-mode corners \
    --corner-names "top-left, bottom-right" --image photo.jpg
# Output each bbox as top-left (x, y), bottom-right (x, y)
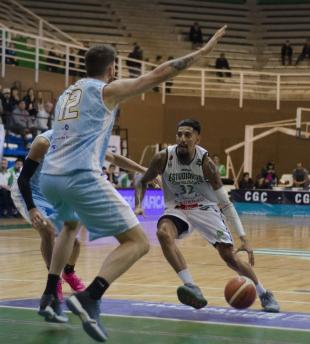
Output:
top-left (127, 43), bottom-right (143, 78)
top-left (292, 162), bottom-right (309, 188)
top-left (6, 42), bottom-right (17, 66)
top-left (7, 158), bottom-right (23, 188)
top-left (37, 91), bottom-right (44, 111)
top-left (118, 170), bottom-right (134, 188)
top-left (239, 172), bottom-right (254, 190)
top-left (11, 100), bottom-right (31, 139)
top-left (189, 22), bottom-right (203, 49)
top-left (37, 101), bottom-right (53, 132)
top-left (10, 86), bottom-right (20, 109)
top-left (212, 155), bottom-right (226, 177)
top-left (23, 88), bottom-right (38, 117)
top-left (260, 161), bottom-right (278, 187)
top-left (255, 176), bottom-right (272, 190)
top-left (215, 53), bottom-right (231, 78)
top-left (47, 47), bottom-right (60, 73)
top-left (0, 88), bottom-right (13, 127)
top-left (0, 157), bottom-right (13, 217)
top-left (295, 39), bottom-right (310, 65)
top-left (281, 40), bottom-right (293, 66)
top-left (107, 164), bottom-right (118, 187)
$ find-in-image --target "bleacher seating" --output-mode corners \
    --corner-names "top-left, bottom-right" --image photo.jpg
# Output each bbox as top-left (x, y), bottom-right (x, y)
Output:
top-left (5, 0), bottom-right (310, 73)
top-left (257, 0), bottom-right (310, 70)
top-left (19, 0), bottom-right (129, 51)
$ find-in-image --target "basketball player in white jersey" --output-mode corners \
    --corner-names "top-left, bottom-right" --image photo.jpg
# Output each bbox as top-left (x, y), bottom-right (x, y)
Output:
top-left (135, 119), bottom-right (280, 313)
top-left (39, 26), bottom-right (227, 342)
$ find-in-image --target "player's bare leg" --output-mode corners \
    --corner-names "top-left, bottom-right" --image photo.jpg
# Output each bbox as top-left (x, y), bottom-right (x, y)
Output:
top-left (38, 221), bottom-right (79, 323)
top-left (217, 243), bottom-right (280, 312)
top-left (62, 238), bottom-right (86, 292)
top-left (97, 225), bottom-right (149, 282)
top-left (66, 225), bottom-right (149, 342)
top-left (35, 221), bottom-right (55, 269)
top-left (157, 218), bottom-right (207, 309)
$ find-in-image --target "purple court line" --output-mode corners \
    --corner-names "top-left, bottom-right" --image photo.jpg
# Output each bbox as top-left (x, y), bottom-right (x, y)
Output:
top-left (1, 298), bottom-right (310, 331)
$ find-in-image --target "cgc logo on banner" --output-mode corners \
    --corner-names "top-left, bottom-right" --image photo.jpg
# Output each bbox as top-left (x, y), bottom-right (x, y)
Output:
top-left (244, 191), bottom-right (268, 203)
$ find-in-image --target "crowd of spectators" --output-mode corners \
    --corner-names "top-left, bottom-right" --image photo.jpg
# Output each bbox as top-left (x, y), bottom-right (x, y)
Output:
top-left (239, 161), bottom-right (309, 190)
top-left (101, 164), bottom-right (135, 189)
top-left (0, 85), bottom-right (54, 146)
top-left (281, 39), bottom-right (310, 66)
top-left (0, 157), bottom-right (23, 217)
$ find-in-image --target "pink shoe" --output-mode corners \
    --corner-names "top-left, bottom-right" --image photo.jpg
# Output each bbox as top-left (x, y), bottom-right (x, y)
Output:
top-left (56, 279), bottom-right (64, 302)
top-left (62, 272), bottom-right (86, 292)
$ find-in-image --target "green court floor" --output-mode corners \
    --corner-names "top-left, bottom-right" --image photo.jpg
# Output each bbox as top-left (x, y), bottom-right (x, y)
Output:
top-left (0, 307), bottom-right (309, 344)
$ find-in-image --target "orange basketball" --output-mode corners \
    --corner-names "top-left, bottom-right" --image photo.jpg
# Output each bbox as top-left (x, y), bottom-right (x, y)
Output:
top-left (224, 276), bottom-right (256, 309)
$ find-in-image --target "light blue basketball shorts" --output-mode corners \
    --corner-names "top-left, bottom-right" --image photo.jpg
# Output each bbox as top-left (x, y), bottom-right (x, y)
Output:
top-left (11, 181), bottom-right (64, 233)
top-left (40, 171), bottom-right (139, 240)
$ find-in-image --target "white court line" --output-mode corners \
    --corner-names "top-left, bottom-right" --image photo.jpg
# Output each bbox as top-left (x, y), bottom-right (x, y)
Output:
top-left (1, 305), bottom-right (310, 334)
top-left (0, 278), bottom-right (310, 296)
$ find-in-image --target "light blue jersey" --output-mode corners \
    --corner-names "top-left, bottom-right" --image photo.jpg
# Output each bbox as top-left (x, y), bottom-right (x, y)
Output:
top-left (42, 78), bottom-right (117, 175)
top-left (30, 130), bottom-right (53, 200)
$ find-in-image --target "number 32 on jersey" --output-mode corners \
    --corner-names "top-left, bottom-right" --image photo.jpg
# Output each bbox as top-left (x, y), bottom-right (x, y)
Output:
top-left (58, 88), bottom-right (82, 121)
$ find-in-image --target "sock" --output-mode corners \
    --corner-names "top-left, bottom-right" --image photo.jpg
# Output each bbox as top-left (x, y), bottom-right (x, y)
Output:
top-left (64, 264), bottom-right (75, 274)
top-left (178, 269), bottom-right (195, 285)
top-left (43, 274), bottom-right (60, 298)
top-left (255, 282), bottom-right (266, 296)
top-left (86, 276), bottom-right (110, 300)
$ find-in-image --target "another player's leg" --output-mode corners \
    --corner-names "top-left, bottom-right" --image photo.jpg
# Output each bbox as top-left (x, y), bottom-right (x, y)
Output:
top-left (66, 224), bottom-right (149, 342)
top-left (217, 243), bottom-right (280, 312)
top-left (62, 237), bottom-right (86, 292)
top-left (157, 217), bottom-right (207, 309)
top-left (39, 221), bottom-right (79, 323)
top-left (35, 221), bottom-right (55, 270)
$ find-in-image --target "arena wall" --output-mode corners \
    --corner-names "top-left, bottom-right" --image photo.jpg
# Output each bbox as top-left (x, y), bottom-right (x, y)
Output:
top-left (121, 93), bottom-right (310, 177)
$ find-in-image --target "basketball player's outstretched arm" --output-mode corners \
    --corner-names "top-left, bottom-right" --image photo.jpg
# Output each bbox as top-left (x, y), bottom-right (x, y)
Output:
top-left (105, 152), bottom-right (146, 174)
top-left (134, 151), bottom-right (167, 214)
top-left (203, 156), bottom-right (254, 266)
top-left (104, 25), bottom-right (227, 107)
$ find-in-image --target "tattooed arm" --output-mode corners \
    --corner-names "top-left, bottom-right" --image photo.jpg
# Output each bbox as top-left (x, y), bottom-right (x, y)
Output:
top-left (134, 151), bottom-right (167, 214)
top-left (203, 156), bottom-right (254, 266)
top-left (104, 26), bottom-right (227, 108)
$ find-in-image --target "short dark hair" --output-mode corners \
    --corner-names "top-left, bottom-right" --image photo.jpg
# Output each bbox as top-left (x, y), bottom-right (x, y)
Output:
top-left (177, 119), bottom-right (201, 134)
top-left (85, 45), bottom-right (116, 78)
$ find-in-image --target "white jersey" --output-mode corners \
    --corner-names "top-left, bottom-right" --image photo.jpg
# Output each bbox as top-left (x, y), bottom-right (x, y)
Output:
top-left (162, 145), bottom-right (218, 209)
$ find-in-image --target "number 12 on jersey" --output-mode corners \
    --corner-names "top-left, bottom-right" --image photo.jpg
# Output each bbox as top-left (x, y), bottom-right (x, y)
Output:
top-left (58, 88), bottom-right (82, 121)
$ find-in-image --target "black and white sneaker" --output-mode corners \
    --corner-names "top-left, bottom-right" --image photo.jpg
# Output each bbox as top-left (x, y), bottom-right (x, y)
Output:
top-left (66, 291), bottom-right (108, 342)
top-left (259, 290), bottom-right (280, 313)
top-left (38, 293), bottom-right (68, 323)
top-left (177, 283), bottom-right (208, 309)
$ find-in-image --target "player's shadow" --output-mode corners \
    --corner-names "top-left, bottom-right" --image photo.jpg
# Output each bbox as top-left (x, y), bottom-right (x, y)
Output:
top-left (32, 325), bottom-right (80, 344)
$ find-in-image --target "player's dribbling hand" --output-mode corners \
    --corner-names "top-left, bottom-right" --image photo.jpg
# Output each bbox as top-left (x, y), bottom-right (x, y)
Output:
top-left (29, 208), bottom-right (47, 229)
top-left (236, 237), bottom-right (255, 266)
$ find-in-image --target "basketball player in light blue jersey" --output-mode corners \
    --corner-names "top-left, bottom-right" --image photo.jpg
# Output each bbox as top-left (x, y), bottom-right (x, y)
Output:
top-left (12, 130), bottom-right (151, 323)
top-left (38, 26), bottom-right (227, 342)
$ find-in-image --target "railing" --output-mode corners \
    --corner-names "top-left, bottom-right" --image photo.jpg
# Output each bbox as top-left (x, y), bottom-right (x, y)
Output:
top-left (1, 27), bottom-right (310, 110)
